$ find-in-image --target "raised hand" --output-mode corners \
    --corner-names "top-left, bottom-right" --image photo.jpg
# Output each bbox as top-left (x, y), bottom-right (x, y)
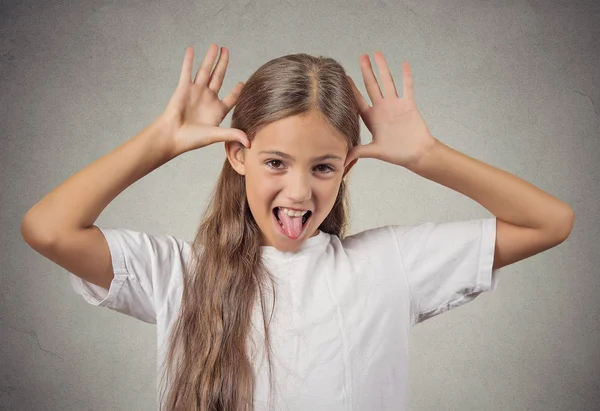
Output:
top-left (160, 44), bottom-right (250, 158)
top-left (344, 52), bottom-right (438, 169)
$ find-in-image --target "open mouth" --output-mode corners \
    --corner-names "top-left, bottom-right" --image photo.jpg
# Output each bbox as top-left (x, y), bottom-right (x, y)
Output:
top-left (272, 207), bottom-right (312, 239)
top-left (273, 207), bottom-right (312, 225)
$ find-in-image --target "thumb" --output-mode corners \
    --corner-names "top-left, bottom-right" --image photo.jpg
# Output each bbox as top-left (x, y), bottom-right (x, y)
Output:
top-left (205, 126), bottom-right (250, 148)
top-left (344, 143), bottom-right (378, 167)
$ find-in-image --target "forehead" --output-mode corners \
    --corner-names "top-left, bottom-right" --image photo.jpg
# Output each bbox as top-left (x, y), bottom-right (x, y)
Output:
top-left (253, 111), bottom-right (348, 154)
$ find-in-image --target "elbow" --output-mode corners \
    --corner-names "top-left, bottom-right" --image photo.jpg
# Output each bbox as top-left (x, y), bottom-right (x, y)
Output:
top-left (21, 213), bottom-right (57, 249)
top-left (553, 207), bottom-right (575, 243)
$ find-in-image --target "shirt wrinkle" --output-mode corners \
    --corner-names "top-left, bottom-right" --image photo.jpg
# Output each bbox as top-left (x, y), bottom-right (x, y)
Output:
top-left (324, 260), bottom-right (353, 410)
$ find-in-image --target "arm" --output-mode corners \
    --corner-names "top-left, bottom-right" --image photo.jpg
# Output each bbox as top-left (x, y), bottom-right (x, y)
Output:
top-left (20, 44), bottom-right (245, 242)
top-left (345, 52), bottom-right (574, 272)
top-left (21, 118), bottom-right (174, 243)
top-left (20, 118), bottom-right (175, 289)
top-left (21, 45), bottom-right (248, 290)
top-left (406, 139), bottom-right (575, 270)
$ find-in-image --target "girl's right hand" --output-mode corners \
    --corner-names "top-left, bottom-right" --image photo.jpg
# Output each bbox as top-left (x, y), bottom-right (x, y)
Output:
top-left (160, 44), bottom-right (250, 158)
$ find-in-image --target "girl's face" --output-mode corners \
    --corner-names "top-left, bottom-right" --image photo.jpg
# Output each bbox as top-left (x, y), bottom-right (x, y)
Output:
top-left (227, 109), bottom-right (354, 252)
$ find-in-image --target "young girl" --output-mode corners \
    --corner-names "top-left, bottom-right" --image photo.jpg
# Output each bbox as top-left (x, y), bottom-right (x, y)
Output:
top-left (21, 43), bottom-right (574, 411)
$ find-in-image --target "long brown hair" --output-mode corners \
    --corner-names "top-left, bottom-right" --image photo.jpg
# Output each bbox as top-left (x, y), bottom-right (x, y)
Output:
top-left (160, 52), bottom-right (361, 410)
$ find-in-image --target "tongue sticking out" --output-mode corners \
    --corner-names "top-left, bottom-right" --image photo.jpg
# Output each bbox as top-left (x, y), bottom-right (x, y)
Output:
top-left (277, 209), bottom-right (304, 239)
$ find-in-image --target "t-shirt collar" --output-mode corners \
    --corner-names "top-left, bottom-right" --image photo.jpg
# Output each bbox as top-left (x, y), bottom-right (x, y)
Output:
top-left (260, 230), bottom-right (329, 259)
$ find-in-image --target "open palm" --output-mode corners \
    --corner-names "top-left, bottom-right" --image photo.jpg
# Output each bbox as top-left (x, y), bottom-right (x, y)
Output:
top-left (161, 44), bottom-right (249, 158)
top-left (345, 52), bottom-right (438, 169)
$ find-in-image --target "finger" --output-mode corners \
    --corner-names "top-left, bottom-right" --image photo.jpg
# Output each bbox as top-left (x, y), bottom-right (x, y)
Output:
top-left (401, 61), bottom-right (414, 100)
top-left (359, 54), bottom-right (383, 104)
top-left (206, 126), bottom-right (250, 148)
top-left (344, 146), bottom-right (361, 167)
top-left (344, 143), bottom-right (379, 167)
top-left (228, 129), bottom-right (250, 149)
top-left (346, 75), bottom-right (370, 114)
top-left (194, 43), bottom-right (219, 85)
top-left (178, 46), bottom-right (194, 87)
top-left (342, 158), bottom-right (358, 178)
top-left (208, 46), bottom-right (228, 93)
top-left (373, 51), bottom-right (399, 98)
top-left (221, 81), bottom-right (245, 112)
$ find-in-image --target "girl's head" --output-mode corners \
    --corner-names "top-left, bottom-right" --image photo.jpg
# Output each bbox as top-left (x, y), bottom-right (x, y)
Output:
top-left (161, 53), bottom-right (360, 411)
top-left (225, 53), bottom-right (361, 251)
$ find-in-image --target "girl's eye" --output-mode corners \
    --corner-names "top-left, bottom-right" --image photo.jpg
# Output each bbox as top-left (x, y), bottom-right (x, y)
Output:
top-left (265, 160), bottom-right (334, 174)
top-left (315, 164), bottom-right (335, 174)
top-left (266, 160), bottom-right (284, 169)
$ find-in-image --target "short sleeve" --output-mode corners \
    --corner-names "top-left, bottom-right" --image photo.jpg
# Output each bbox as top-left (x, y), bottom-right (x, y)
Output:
top-left (69, 227), bottom-right (190, 324)
top-left (392, 217), bottom-right (499, 326)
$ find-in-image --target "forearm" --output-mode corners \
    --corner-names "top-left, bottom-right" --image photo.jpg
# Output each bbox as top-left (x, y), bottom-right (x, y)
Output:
top-left (406, 139), bottom-right (574, 232)
top-left (21, 117), bottom-right (175, 244)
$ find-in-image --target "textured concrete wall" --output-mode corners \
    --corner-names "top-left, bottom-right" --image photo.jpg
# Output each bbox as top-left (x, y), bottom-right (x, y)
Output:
top-left (3, 0), bottom-right (598, 410)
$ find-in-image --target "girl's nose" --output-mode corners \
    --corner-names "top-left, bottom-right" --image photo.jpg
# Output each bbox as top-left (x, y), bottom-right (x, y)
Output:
top-left (285, 172), bottom-right (312, 204)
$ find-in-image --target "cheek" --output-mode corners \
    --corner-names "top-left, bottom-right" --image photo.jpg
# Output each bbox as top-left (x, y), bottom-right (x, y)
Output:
top-left (254, 174), bottom-right (279, 195)
top-left (315, 178), bottom-right (342, 205)
top-left (245, 171), bottom-right (279, 205)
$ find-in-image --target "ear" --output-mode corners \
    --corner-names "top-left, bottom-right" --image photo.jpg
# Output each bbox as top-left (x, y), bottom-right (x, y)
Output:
top-left (224, 141), bottom-right (247, 176)
top-left (342, 158), bottom-right (358, 179)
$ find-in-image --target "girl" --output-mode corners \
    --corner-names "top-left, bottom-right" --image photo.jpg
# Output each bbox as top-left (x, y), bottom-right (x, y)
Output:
top-left (21, 43), bottom-right (574, 410)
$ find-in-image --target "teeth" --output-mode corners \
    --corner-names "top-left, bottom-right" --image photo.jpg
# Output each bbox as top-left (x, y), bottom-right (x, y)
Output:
top-left (279, 207), bottom-right (309, 217)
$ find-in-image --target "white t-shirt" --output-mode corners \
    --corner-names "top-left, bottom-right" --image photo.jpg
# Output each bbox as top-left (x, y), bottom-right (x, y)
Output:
top-left (69, 217), bottom-right (500, 410)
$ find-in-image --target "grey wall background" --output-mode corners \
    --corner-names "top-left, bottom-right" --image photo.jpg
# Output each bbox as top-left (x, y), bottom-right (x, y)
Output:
top-left (2, 0), bottom-right (598, 410)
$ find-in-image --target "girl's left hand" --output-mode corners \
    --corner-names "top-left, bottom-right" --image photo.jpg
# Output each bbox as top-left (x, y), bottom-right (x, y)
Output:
top-left (344, 52), bottom-right (439, 169)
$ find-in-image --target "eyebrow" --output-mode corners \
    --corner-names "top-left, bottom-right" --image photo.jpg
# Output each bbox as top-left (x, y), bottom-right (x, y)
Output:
top-left (258, 150), bottom-right (343, 162)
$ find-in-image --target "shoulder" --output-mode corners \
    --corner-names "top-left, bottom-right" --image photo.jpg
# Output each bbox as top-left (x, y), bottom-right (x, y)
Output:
top-left (99, 227), bottom-right (194, 267)
top-left (337, 218), bottom-right (493, 254)
top-left (95, 227), bottom-right (197, 304)
top-left (341, 225), bottom-right (395, 245)
top-left (336, 225), bottom-right (400, 257)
